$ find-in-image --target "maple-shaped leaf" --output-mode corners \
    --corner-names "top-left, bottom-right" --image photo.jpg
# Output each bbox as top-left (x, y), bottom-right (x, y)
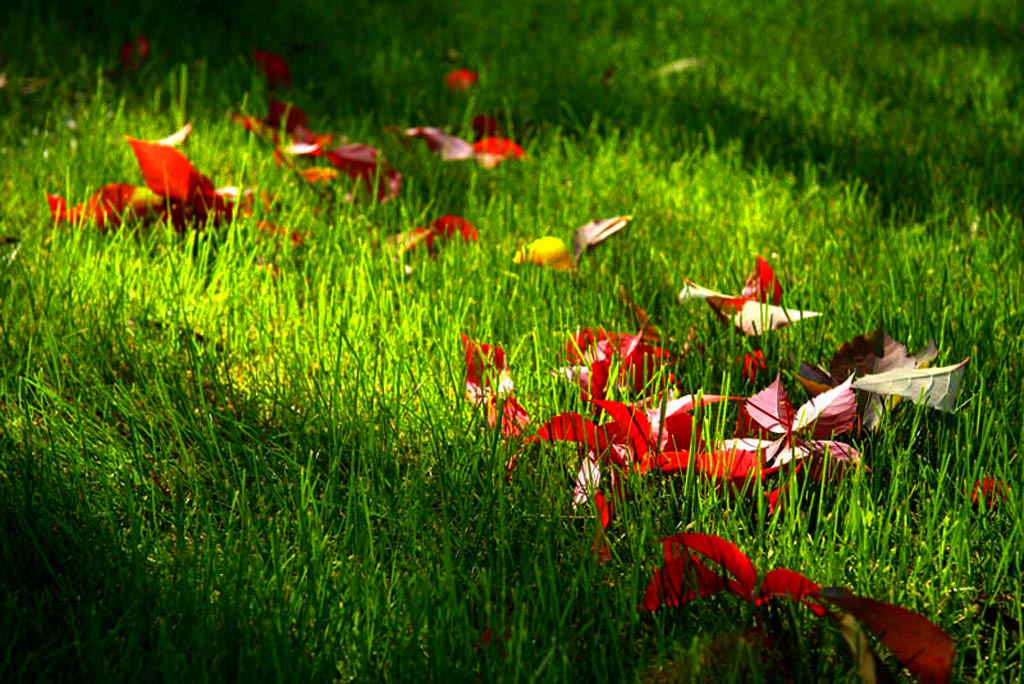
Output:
top-left (473, 137), bottom-right (525, 168)
top-left (254, 50), bottom-right (291, 90)
top-left (679, 256), bottom-right (820, 336)
top-left (125, 135), bottom-right (213, 204)
top-left (852, 358), bottom-right (969, 413)
top-left (818, 587), bottom-right (955, 684)
top-left (404, 127), bottom-right (475, 160)
top-left (732, 375), bottom-right (857, 468)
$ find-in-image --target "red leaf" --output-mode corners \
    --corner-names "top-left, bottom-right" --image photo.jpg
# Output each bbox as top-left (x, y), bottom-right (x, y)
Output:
top-left (592, 399), bottom-right (653, 463)
top-left (48, 183), bottom-right (157, 229)
top-left (757, 568), bottom-right (824, 616)
top-left (970, 477), bottom-right (1009, 507)
top-left (445, 68), bottom-right (478, 91)
top-left (660, 533), bottom-right (758, 599)
top-left (472, 113), bottom-right (502, 139)
top-left (534, 413), bottom-right (605, 453)
top-left (817, 588), bottom-right (955, 684)
top-left (738, 350), bottom-right (767, 382)
top-left (254, 50), bottom-right (292, 90)
top-left (265, 100), bottom-right (308, 134)
top-left (742, 255), bottom-right (783, 305)
top-left (640, 553), bottom-right (731, 611)
top-left (323, 143), bottom-right (401, 202)
top-left (119, 34), bottom-right (150, 71)
top-left (473, 137), bottom-right (525, 168)
top-left (125, 136), bottom-right (213, 203)
top-left (432, 215), bottom-right (478, 243)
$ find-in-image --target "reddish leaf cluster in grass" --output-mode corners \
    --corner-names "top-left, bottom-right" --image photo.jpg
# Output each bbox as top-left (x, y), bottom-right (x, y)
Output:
top-left (461, 335), bottom-right (530, 438)
top-left (557, 328), bottom-right (676, 401)
top-left (48, 126), bottom-right (235, 230)
top-left (405, 127), bottom-right (526, 168)
top-left (640, 533), bottom-right (956, 684)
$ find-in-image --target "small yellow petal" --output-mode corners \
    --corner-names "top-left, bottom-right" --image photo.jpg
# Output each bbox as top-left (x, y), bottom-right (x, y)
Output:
top-left (514, 236), bottom-right (573, 270)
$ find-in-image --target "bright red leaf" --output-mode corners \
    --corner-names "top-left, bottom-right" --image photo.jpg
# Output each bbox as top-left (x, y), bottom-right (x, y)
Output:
top-left (473, 137), bottom-right (525, 169)
top-left (757, 568), bottom-right (825, 616)
top-left (445, 68), bottom-right (478, 91)
top-left (125, 135), bottom-right (213, 204)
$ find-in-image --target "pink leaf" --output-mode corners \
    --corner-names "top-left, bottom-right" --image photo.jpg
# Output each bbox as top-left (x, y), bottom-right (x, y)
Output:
top-left (405, 127), bottom-right (476, 160)
top-left (792, 375), bottom-right (857, 438)
top-left (741, 375), bottom-right (796, 435)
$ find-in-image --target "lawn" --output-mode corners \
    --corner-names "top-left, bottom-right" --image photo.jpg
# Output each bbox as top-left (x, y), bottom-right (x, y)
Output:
top-left (1, 0), bottom-right (1022, 681)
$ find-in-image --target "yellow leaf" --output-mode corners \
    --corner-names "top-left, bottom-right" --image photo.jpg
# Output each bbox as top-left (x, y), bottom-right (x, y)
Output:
top-left (514, 236), bottom-right (572, 270)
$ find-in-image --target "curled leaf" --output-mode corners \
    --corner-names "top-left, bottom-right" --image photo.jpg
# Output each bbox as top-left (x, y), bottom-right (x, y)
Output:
top-left (571, 215), bottom-right (630, 268)
top-left (852, 358), bottom-right (969, 413)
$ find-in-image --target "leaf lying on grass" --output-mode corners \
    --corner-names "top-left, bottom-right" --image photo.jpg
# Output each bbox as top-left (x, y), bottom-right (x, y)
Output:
top-left (515, 216), bottom-right (630, 272)
top-left (797, 329), bottom-right (967, 429)
top-left (640, 533), bottom-right (955, 684)
top-left (679, 256), bottom-right (820, 336)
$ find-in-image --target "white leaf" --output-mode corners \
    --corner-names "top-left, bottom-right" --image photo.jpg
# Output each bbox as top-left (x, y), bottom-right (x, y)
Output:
top-left (852, 358), bottom-right (970, 412)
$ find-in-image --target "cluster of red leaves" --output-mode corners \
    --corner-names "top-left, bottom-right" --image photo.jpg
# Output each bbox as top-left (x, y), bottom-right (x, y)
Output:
top-left (737, 349), bottom-right (767, 381)
top-left (641, 532), bottom-right (955, 683)
top-left (48, 126), bottom-right (235, 230)
top-left (405, 127), bottom-right (525, 169)
top-left (461, 335), bottom-right (530, 438)
top-left (557, 328), bottom-right (676, 401)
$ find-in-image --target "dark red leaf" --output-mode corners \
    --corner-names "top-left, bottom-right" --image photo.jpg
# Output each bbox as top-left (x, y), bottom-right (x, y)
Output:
top-left (119, 34), bottom-right (150, 71)
top-left (817, 588), bottom-right (955, 684)
top-left (323, 143), bottom-right (401, 202)
top-left (265, 100), bottom-right (308, 134)
top-left (254, 50), bottom-right (292, 90)
top-left (472, 113), bottom-right (502, 139)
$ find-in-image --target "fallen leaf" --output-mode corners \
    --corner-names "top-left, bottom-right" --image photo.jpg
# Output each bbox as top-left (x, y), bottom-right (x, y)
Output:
top-left (571, 215), bottom-right (631, 268)
top-left (445, 68), bottom-right (478, 91)
top-left (852, 358), bottom-right (969, 413)
top-left (817, 587), bottom-right (955, 684)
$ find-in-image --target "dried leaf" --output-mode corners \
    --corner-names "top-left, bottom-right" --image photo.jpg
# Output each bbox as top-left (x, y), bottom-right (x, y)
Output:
top-left (571, 215), bottom-right (631, 268)
top-left (852, 358), bottom-right (969, 413)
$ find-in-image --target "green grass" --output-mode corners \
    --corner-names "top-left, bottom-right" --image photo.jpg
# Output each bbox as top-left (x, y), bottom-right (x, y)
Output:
top-left (1, 0), bottom-right (1022, 681)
